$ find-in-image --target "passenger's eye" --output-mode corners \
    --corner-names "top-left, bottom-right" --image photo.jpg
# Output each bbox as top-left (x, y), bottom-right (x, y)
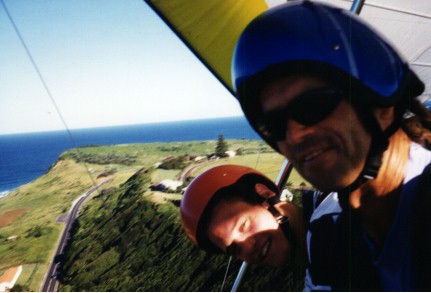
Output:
top-left (239, 219), bottom-right (248, 233)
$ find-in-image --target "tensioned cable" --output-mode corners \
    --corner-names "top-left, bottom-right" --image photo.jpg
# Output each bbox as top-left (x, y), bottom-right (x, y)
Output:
top-left (253, 143), bottom-right (264, 169)
top-left (220, 255), bottom-right (233, 291)
top-left (0, 0), bottom-right (99, 190)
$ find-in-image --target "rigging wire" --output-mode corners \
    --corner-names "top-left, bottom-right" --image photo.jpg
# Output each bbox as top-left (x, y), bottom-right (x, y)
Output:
top-left (220, 256), bottom-right (233, 292)
top-left (0, 0), bottom-right (99, 191)
top-left (254, 144), bottom-right (263, 169)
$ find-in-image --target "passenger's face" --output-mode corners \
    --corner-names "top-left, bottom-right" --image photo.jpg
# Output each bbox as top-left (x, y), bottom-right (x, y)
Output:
top-left (259, 76), bottom-right (372, 191)
top-left (207, 199), bottom-right (290, 267)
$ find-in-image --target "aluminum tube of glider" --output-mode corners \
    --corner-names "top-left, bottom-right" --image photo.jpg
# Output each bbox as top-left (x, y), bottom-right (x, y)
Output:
top-left (230, 261), bottom-right (248, 292)
top-left (350, 0), bottom-right (366, 14)
top-left (275, 159), bottom-right (293, 189)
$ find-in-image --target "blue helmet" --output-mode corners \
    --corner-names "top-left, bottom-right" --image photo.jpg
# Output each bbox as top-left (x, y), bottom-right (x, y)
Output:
top-left (232, 0), bottom-right (424, 115)
top-left (231, 0), bottom-right (425, 191)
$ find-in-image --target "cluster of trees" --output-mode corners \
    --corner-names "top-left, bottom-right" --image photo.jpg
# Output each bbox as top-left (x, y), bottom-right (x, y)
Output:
top-left (61, 151), bottom-right (137, 166)
top-left (25, 225), bottom-right (52, 238)
top-left (157, 134), bottom-right (229, 170)
top-left (96, 168), bottom-right (117, 179)
top-left (155, 134), bottom-right (229, 171)
top-left (215, 134), bottom-right (229, 158)
top-left (215, 134), bottom-right (245, 157)
top-left (59, 168), bottom-right (304, 291)
top-left (158, 155), bottom-right (190, 170)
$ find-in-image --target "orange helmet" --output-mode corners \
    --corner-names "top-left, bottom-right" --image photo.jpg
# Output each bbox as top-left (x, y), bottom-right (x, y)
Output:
top-left (180, 164), bottom-right (278, 252)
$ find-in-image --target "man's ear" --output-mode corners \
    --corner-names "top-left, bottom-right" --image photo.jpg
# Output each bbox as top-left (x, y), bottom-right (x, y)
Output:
top-left (373, 107), bottom-right (395, 131)
top-left (255, 183), bottom-right (276, 199)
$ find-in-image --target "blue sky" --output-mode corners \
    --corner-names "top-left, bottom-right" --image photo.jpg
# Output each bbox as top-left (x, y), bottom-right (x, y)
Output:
top-left (0, 0), bottom-right (242, 134)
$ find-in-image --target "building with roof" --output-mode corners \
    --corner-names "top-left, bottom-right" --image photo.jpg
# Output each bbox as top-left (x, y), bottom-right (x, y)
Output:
top-left (0, 265), bottom-right (22, 292)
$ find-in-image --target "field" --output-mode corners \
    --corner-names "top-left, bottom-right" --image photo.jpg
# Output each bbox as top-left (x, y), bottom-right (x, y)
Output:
top-left (0, 139), bottom-right (308, 291)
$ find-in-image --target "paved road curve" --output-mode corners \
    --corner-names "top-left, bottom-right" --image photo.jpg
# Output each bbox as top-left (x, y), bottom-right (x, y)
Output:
top-left (41, 179), bottom-right (111, 292)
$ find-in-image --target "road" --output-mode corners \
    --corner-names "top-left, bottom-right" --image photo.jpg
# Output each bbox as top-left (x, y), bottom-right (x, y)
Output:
top-left (41, 179), bottom-right (111, 292)
top-left (179, 161), bottom-right (212, 181)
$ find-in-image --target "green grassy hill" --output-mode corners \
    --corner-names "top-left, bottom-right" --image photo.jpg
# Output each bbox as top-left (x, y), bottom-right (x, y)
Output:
top-left (0, 139), bottom-right (308, 291)
top-left (59, 168), bottom-right (304, 291)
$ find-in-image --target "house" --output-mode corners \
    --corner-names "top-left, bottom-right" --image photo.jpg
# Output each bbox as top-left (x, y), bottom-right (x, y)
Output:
top-left (0, 265), bottom-right (22, 292)
top-left (193, 156), bottom-right (206, 162)
top-left (5, 236), bottom-right (18, 242)
top-left (280, 189), bottom-right (294, 202)
top-left (207, 154), bottom-right (219, 160)
top-left (151, 180), bottom-right (183, 192)
top-left (160, 180), bottom-right (183, 191)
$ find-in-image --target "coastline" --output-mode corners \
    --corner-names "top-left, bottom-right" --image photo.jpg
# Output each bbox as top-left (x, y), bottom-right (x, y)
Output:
top-left (0, 117), bottom-right (260, 193)
top-left (0, 190), bottom-right (11, 199)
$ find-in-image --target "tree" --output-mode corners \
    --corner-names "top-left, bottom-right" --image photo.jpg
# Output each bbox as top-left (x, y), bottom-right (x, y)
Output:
top-left (158, 155), bottom-right (189, 170)
top-left (215, 134), bottom-right (228, 158)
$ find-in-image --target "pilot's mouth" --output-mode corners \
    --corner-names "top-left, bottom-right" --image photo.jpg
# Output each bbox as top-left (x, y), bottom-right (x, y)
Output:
top-left (304, 149), bottom-right (324, 161)
top-left (300, 145), bottom-right (333, 164)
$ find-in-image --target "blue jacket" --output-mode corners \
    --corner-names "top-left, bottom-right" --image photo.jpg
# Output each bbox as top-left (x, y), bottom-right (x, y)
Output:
top-left (303, 142), bottom-right (431, 291)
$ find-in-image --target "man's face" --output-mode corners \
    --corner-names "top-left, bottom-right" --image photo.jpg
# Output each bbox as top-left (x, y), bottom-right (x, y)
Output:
top-left (259, 76), bottom-right (372, 191)
top-left (207, 199), bottom-right (290, 267)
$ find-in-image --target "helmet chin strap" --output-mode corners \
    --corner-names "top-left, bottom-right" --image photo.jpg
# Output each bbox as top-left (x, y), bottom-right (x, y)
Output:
top-left (343, 135), bottom-right (389, 193)
top-left (262, 196), bottom-right (295, 257)
top-left (339, 104), bottom-right (404, 194)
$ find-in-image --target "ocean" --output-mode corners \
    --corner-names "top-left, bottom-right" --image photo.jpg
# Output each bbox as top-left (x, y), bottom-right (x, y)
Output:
top-left (0, 116), bottom-right (260, 195)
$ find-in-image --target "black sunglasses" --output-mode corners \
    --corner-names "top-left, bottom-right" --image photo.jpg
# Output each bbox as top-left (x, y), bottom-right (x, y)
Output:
top-left (255, 87), bottom-right (344, 142)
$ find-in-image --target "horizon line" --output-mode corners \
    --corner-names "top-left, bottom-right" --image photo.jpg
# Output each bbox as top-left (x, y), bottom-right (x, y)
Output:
top-left (0, 115), bottom-right (246, 136)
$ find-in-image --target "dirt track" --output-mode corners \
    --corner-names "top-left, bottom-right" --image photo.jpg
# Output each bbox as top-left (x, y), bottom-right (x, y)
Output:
top-left (0, 208), bottom-right (28, 228)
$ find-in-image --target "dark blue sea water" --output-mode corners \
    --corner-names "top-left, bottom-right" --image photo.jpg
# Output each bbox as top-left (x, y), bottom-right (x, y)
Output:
top-left (0, 116), bottom-right (260, 195)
